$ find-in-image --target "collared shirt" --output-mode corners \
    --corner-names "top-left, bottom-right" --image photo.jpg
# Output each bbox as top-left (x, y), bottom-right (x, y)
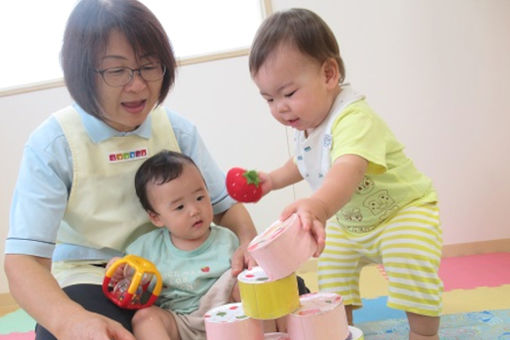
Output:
top-left (6, 104), bottom-right (234, 259)
top-left (295, 85), bottom-right (437, 232)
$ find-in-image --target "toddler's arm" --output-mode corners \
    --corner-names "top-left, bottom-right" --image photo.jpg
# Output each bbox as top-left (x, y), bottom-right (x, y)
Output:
top-left (260, 158), bottom-right (303, 196)
top-left (281, 154), bottom-right (368, 255)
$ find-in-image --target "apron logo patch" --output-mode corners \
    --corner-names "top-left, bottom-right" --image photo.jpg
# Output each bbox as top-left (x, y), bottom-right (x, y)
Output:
top-left (108, 148), bottom-right (148, 162)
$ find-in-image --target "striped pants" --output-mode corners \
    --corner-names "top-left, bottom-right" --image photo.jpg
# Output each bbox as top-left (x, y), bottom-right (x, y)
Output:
top-left (318, 203), bottom-right (443, 316)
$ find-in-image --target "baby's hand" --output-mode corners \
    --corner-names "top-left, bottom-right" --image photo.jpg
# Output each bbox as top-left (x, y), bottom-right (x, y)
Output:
top-left (230, 243), bottom-right (257, 276)
top-left (230, 280), bottom-right (241, 302)
top-left (281, 198), bottom-right (327, 256)
top-left (106, 257), bottom-right (120, 269)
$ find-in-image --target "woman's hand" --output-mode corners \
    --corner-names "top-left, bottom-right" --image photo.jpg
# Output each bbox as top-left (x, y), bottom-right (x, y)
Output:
top-left (4, 254), bottom-right (136, 340)
top-left (55, 310), bottom-right (135, 340)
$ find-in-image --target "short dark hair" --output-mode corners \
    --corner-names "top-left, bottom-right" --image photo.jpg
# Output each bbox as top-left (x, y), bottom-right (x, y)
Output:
top-left (135, 150), bottom-right (198, 214)
top-left (249, 8), bottom-right (345, 82)
top-left (61, 0), bottom-right (177, 119)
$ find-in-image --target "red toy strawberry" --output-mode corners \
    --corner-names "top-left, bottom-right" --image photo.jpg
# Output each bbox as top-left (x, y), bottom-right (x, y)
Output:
top-left (226, 167), bottom-right (263, 203)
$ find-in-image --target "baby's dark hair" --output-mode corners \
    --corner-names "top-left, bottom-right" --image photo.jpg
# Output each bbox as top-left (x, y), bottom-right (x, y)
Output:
top-left (135, 150), bottom-right (197, 213)
top-left (249, 8), bottom-right (345, 82)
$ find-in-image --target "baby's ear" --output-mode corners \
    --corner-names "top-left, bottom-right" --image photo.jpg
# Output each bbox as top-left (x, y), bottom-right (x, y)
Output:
top-left (323, 58), bottom-right (340, 86)
top-left (148, 210), bottom-right (165, 227)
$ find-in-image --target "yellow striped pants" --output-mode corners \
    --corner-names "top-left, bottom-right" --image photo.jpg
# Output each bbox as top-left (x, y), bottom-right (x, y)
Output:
top-left (318, 203), bottom-right (443, 317)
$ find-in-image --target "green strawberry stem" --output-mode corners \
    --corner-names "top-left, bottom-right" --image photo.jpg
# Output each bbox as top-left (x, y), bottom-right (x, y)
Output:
top-left (243, 170), bottom-right (260, 187)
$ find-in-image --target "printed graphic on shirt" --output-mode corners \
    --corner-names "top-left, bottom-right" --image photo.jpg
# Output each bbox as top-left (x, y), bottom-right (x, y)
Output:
top-left (356, 176), bottom-right (374, 194)
top-left (162, 266), bottom-right (210, 291)
top-left (363, 190), bottom-right (399, 220)
top-left (341, 208), bottom-right (363, 222)
top-left (323, 134), bottom-right (332, 149)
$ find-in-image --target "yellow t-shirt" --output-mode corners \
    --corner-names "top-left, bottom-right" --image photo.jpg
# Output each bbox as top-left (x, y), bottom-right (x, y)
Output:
top-left (330, 100), bottom-right (437, 232)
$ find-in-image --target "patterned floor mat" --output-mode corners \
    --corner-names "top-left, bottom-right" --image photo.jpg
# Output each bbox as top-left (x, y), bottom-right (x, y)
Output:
top-left (358, 309), bottom-right (510, 340)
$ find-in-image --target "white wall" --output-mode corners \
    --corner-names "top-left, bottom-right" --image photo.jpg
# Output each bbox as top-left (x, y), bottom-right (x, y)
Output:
top-left (273, 0), bottom-right (510, 245)
top-left (1, 0), bottom-right (510, 293)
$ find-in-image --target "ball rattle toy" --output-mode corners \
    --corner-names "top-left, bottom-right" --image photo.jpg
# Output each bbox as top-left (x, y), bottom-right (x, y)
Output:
top-left (102, 254), bottom-right (163, 309)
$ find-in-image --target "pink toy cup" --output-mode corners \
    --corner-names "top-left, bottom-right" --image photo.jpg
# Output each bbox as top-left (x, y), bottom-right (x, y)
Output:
top-left (204, 302), bottom-right (264, 340)
top-left (237, 266), bottom-right (300, 320)
top-left (248, 214), bottom-right (317, 280)
top-left (287, 292), bottom-right (349, 340)
top-left (264, 332), bottom-right (290, 339)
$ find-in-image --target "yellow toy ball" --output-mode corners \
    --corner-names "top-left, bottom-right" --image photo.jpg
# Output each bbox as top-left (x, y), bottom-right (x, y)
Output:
top-left (102, 254), bottom-right (163, 309)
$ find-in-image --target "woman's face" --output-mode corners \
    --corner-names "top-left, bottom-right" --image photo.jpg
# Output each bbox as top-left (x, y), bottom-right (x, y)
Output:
top-left (95, 30), bottom-right (163, 132)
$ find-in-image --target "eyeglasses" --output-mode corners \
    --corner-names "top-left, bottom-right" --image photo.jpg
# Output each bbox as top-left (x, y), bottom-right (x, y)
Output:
top-left (96, 63), bottom-right (166, 87)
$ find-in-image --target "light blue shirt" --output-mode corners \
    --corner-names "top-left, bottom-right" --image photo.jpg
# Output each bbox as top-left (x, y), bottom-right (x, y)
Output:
top-left (5, 104), bottom-right (235, 260)
top-left (126, 225), bottom-right (239, 314)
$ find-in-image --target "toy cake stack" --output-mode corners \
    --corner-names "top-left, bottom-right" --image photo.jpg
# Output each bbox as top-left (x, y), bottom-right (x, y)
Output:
top-left (207, 171), bottom-right (364, 339)
top-left (204, 302), bottom-right (264, 340)
top-left (247, 213), bottom-right (318, 280)
top-left (287, 292), bottom-right (349, 339)
top-left (238, 266), bottom-right (300, 320)
top-left (264, 332), bottom-right (291, 340)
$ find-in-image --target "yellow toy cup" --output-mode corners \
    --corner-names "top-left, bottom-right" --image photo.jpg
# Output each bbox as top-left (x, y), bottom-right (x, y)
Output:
top-left (238, 266), bottom-right (300, 320)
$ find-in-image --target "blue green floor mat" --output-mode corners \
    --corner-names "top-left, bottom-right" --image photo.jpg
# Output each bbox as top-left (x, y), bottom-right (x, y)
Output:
top-left (357, 309), bottom-right (510, 339)
top-left (2, 307), bottom-right (510, 339)
top-left (353, 296), bottom-right (406, 323)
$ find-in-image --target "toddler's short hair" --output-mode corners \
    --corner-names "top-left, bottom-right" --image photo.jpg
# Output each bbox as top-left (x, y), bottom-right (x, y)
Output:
top-left (249, 8), bottom-right (345, 82)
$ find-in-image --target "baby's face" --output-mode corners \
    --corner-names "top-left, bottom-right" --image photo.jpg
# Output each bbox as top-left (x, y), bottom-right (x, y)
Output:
top-left (252, 44), bottom-right (336, 131)
top-left (147, 163), bottom-right (213, 250)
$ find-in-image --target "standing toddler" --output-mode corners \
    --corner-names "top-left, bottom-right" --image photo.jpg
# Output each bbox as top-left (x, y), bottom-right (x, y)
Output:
top-left (249, 8), bottom-right (442, 340)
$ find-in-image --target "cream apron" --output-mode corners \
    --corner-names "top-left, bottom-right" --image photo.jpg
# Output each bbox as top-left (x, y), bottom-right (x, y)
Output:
top-left (52, 106), bottom-right (180, 286)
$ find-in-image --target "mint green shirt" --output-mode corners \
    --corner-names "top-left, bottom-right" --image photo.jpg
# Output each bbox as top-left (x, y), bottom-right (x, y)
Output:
top-left (126, 225), bottom-right (239, 314)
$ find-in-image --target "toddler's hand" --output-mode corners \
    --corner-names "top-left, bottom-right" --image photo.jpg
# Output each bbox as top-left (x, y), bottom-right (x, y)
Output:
top-left (257, 171), bottom-right (273, 197)
top-left (281, 198), bottom-right (327, 256)
top-left (309, 219), bottom-right (326, 257)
